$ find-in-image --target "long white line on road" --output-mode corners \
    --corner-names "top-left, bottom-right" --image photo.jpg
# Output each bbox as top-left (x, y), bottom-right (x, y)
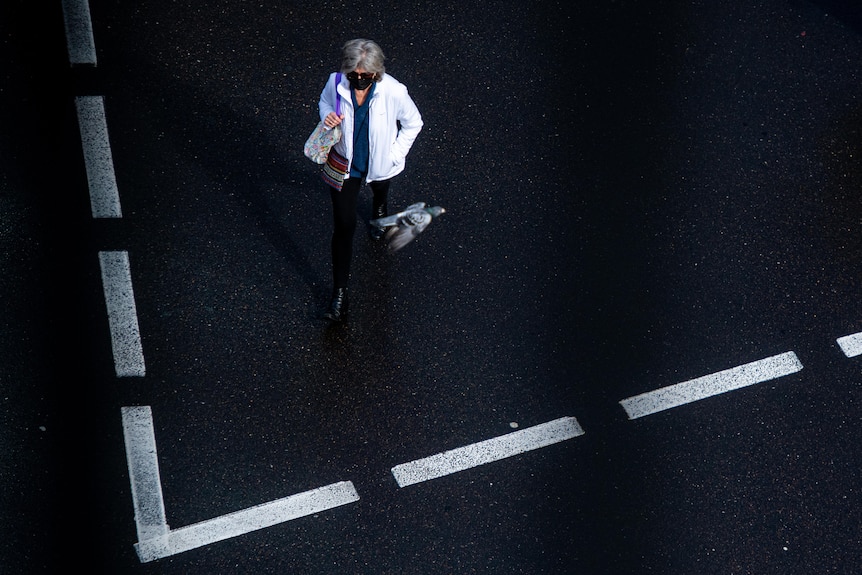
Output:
top-left (122, 406), bottom-right (360, 563)
top-left (99, 251), bottom-right (145, 377)
top-left (75, 96), bottom-right (122, 218)
top-left (136, 482), bottom-right (360, 563)
top-left (61, 0), bottom-right (97, 65)
top-left (836, 332), bottom-right (862, 358)
top-left (619, 351), bottom-right (803, 420)
top-left (121, 407), bottom-right (170, 548)
top-left (391, 416), bottom-right (585, 488)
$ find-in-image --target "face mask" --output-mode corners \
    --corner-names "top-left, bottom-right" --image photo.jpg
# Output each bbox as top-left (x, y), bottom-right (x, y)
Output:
top-left (348, 73), bottom-right (374, 91)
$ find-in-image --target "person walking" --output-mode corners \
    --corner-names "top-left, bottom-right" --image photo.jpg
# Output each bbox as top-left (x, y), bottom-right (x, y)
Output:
top-left (317, 38), bottom-right (423, 322)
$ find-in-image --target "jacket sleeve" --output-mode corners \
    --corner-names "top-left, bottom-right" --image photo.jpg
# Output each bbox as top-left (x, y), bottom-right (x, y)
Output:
top-left (318, 73), bottom-right (338, 122)
top-left (391, 85), bottom-right (423, 162)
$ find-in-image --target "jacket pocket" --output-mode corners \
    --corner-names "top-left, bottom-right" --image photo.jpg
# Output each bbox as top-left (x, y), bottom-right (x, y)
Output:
top-left (390, 148), bottom-right (405, 170)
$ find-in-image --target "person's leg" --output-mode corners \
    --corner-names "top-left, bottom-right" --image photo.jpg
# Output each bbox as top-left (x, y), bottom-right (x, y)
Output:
top-left (368, 178), bottom-right (391, 240)
top-left (325, 178), bottom-right (361, 321)
top-left (330, 178), bottom-right (361, 287)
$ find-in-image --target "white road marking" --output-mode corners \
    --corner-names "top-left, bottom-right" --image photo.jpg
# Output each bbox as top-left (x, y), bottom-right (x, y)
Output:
top-left (122, 406), bottom-right (360, 563)
top-left (619, 351), bottom-right (803, 420)
top-left (391, 416), bottom-right (585, 488)
top-left (75, 96), bottom-right (122, 218)
top-left (136, 482), bottom-right (360, 563)
top-left (99, 251), bottom-right (145, 377)
top-left (836, 332), bottom-right (862, 358)
top-left (121, 407), bottom-right (170, 551)
top-left (61, 0), bottom-right (97, 65)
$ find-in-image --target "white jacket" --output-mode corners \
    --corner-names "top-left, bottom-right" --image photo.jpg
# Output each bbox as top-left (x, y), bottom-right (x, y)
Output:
top-left (318, 72), bottom-right (423, 183)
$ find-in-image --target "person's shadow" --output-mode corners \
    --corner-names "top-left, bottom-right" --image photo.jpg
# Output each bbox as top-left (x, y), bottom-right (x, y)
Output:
top-left (110, 51), bottom-right (331, 306)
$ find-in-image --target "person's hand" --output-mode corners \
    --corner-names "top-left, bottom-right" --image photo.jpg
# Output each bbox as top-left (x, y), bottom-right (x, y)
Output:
top-left (324, 112), bottom-right (344, 128)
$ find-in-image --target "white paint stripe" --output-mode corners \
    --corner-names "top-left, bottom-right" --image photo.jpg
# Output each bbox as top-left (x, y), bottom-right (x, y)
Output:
top-left (619, 351), bottom-right (803, 420)
top-left (121, 406), bottom-right (360, 563)
top-left (135, 482), bottom-right (360, 562)
top-left (837, 333), bottom-right (862, 358)
top-left (61, 0), bottom-right (97, 65)
top-left (99, 251), bottom-right (146, 377)
top-left (391, 416), bottom-right (585, 488)
top-left (75, 96), bottom-right (122, 218)
top-left (121, 407), bottom-right (170, 550)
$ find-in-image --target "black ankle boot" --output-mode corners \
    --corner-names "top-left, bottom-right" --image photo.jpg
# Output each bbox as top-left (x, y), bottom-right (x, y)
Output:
top-left (369, 204), bottom-right (387, 240)
top-left (322, 287), bottom-right (349, 322)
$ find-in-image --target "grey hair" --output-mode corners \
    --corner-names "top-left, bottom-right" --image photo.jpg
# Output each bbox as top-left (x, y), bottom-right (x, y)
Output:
top-left (340, 38), bottom-right (386, 80)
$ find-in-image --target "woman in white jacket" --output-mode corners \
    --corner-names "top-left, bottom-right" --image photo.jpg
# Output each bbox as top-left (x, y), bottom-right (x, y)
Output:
top-left (318, 39), bottom-right (423, 322)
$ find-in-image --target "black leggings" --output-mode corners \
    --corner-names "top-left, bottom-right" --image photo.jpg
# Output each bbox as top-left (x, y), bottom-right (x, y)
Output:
top-left (329, 176), bottom-right (391, 288)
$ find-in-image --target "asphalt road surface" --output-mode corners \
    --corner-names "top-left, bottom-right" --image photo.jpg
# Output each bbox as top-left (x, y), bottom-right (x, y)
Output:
top-left (2, 0), bottom-right (862, 573)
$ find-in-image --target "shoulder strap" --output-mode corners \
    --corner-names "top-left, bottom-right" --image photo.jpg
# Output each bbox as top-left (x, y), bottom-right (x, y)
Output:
top-left (334, 73), bottom-right (342, 116)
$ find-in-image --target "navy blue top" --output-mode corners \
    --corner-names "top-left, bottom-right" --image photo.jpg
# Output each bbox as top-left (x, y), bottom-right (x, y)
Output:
top-left (349, 83), bottom-right (375, 178)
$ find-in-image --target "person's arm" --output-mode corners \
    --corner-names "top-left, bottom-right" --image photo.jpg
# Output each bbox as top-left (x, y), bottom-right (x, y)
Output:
top-left (392, 86), bottom-right (423, 162)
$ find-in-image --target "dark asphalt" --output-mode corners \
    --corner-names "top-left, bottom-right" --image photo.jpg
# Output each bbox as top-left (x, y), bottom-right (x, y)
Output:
top-left (3, 0), bottom-right (862, 573)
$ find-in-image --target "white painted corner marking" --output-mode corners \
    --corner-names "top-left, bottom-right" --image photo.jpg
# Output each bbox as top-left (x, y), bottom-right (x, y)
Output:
top-left (136, 482), bottom-right (360, 562)
top-left (121, 406), bottom-right (169, 544)
top-left (121, 406), bottom-right (359, 563)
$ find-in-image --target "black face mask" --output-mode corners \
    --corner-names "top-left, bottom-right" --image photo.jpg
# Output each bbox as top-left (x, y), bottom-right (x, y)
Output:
top-left (348, 76), bottom-right (374, 91)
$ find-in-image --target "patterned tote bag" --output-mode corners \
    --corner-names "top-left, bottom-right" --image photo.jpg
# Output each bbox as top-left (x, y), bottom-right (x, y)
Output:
top-left (303, 73), bottom-right (342, 164)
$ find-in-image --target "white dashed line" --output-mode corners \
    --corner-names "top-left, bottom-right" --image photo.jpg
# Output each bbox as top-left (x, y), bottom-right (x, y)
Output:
top-left (619, 351), bottom-right (803, 420)
top-left (836, 332), bottom-right (862, 358)
top-left (122, 406), bottom-right (360, 563)
top-left (391, 416), bottom-right (585, 488)
top-left (61, 0), bottom-right (97, 65)
top-left (75, 96), bottom-right (122, 218)
top-left (99, 251), bottom-right (145, 377)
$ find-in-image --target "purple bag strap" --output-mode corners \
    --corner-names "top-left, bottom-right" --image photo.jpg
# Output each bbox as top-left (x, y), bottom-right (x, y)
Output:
top-left (334, 73), bottom-right (342, 117)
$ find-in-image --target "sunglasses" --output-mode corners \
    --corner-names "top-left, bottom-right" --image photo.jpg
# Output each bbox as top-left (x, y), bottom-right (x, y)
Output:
top-left (347, 71), bottom-right (375, 81)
